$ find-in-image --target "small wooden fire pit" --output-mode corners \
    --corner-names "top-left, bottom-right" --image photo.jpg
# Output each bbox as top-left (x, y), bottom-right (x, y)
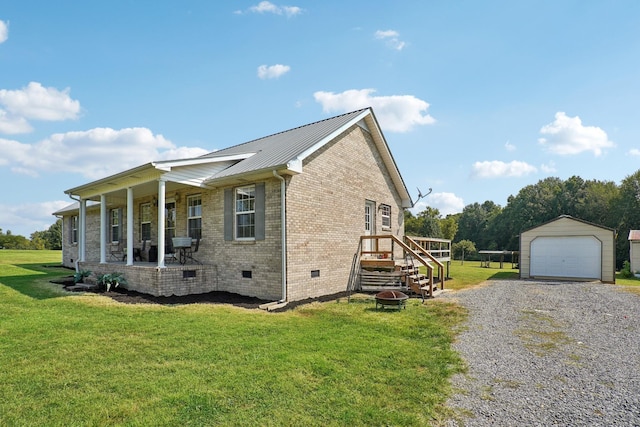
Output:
top-left (375, 290), bottom-right (408, 311)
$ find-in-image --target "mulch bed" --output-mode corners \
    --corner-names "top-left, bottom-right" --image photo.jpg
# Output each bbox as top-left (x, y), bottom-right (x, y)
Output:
top-left (50, 275), bottom-right (350, 311)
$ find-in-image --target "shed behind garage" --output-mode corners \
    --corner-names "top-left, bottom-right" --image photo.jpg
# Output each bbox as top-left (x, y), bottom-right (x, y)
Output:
top-left (628, 230), bottom-right (640, 274)
top-left (520, 215), bottom-right (615, 283)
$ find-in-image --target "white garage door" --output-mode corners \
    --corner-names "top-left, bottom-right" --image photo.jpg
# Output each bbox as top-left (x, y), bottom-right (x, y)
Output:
top-left (530, 236), bottom-right (601, 279)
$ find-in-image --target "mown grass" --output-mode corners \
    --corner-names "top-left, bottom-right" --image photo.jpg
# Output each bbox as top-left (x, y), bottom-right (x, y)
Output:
top-left (0, 251), bottom-right (467, 426)
top-left (614, 271), bottom-right (640, 295)
top-left (438, 260), bottom-right (519, 291)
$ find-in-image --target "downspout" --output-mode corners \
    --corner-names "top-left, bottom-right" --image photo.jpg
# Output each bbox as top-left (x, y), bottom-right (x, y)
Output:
top-left (68, 194), bottom-right (81, 273)
top-left (273, 170), bottom-right (287, 302)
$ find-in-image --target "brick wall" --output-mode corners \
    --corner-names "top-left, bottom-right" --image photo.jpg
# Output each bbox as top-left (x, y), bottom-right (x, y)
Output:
top-left (284, 124), bottom-right (405, 301)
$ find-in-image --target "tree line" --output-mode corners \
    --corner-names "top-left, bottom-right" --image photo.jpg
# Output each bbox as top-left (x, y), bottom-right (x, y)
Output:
top-left (0, 219), bottom-right (62, 250)
top-left (406, 170), bottom-right (640, 269)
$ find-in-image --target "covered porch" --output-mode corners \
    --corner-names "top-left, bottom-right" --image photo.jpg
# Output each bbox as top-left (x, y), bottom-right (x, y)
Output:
top-left (79, 260), bottom-right (217, 297)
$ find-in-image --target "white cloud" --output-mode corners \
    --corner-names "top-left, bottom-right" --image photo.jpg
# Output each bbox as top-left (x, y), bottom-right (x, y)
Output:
top-left (425, 192), bottom-right (465, 216)
top-left (505, 140), bottom-right (516, 152)
top-left (375, 30), bottom-right (399, 39)
top-left (628, 148), bottom-right (640, 156)
top-left (0, 82), bottom-right (81, 134)
top-left (257, 64), bottom-right (291, 79)
top-left (0, 20), bottom-right (8, 44)
top-left (0, 127), bottom-right (209, 180)
top-left (0, 200), bottom-right (69, 237)
top-left (471, 160), bottom-right (538, 179)
top-left (540, 161), bottom-right (557, 174)
top-left (374, 29), bottom-right (406, 50)
top-left (246, 1), bottom-right (302, 17)
top-left (0, 110), bottom-right (32, 134)
top-left (0, 82), bottom-right (81, 121)
top-left (538, 112), bottom-right (614, 156)
top-left (314, 88), bottom-right (435, 133)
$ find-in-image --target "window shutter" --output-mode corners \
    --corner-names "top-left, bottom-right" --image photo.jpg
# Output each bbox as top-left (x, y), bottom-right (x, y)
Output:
top-left (224, 188), bottom-right (233, 241)
top-left (68, 216), bottom-right (73, 243)
top-left (255, 182), bottom-right (265, 241)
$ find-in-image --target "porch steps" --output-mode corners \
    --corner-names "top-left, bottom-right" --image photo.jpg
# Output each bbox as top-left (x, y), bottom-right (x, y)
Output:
top-left (400, 256), bottom-right (435, 300)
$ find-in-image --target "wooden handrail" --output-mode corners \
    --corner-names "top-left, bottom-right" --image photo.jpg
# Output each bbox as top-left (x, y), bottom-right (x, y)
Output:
top-left (354, 235), bottom-right (449, 297)
top-left (403, 236), bottom-right (444, 268)
top-left (404, 236), bottom-right (445, 290)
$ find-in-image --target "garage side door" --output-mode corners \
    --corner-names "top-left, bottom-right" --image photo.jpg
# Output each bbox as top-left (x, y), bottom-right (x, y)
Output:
top-left (530, 236), bottom-right (601, 279)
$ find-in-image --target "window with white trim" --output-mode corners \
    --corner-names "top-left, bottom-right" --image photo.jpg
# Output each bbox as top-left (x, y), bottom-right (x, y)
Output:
top-left (140, 203), bottom-right (151, 241)
top-left (165, 201), bottom-right (176, 241)
top-left (187, 195), bottom-right (202, 239)
top-left (381, 204), bottom-right (391, 229)
top-left (71, 215), bottom-right (78, 244)
top-left (235, 185), bottom-right (255, 239)
top-left (110, 209), bottom-right (121, 242)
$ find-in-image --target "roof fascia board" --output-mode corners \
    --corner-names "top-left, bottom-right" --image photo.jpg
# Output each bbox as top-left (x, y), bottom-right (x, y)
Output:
top-left (65, 154), bottom-right (254, 197)
top-left (154, 152), bottom-right (255, 170)
top-left (292, 108), bottom-right (412, 207)
top-left (65, 163), bottom-right (158, 196)
top-left (294, 109), bottom-right (372, 163)
top-left (522, 215), bottom-right (616, 233)
top-left (362, 112), bottom-right (413, 208)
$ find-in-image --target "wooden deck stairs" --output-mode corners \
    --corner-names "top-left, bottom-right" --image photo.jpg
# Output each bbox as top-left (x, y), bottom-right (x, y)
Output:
top-left (348, 235), bottom-right (450, 302)
top-left (400, 255), bottom-right (433, 300)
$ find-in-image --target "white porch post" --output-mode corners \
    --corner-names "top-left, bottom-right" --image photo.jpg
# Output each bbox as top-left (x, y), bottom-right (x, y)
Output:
top-left (100, 194), bottom-right (107, 263)
top-left (157, 179), bottom-right (166, 268)
top-left (79, 199), bottom-right (86, 262)
top-left (126, 187), bottom-right (134, 266)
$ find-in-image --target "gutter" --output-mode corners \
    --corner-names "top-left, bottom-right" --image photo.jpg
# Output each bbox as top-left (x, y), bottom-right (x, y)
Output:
top-left (259, 171), bottom-right (288, 311)
top-left (68, 194), bottom-right (82, 273)
top-left (273, 170), bottom-right (287, 303)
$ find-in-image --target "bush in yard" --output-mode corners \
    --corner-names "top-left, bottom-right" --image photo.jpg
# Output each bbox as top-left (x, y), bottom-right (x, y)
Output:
top-left (73, 270), bottom-right (92, 284)
top-left (97, 273), bottom-right (127, 292)
top-left (621, 261), bottom-right (634, 279)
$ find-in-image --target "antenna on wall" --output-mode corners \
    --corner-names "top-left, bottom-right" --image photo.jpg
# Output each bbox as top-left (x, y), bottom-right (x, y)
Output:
top-left (413, 187), bottom-right (432, 207)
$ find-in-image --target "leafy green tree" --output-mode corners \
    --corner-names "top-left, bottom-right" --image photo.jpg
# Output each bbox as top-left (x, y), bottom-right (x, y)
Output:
top-left (439, 214), bottom-right (459, 241)
top-left (0, 232), bottom-right (31, 249)
top-left (456, 201), bottom-right (502, 249)
top-left (612, 170), bottom-right (640, 269)
top-left (405, 207), bottom-right (442, 238)
top-left (29, 220), bottom-right (62, 250)
top-left (452, 239), bottom-right (477, 262)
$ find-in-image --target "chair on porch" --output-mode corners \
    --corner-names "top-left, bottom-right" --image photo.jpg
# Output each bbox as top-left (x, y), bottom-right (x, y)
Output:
top-left (164, 238), bottom-right (178, 264)
top-left (134, 240), bottom-right (146, 262)
top-left (109, 241), bottom-right (124, 261)
top-left (183, 236), bottom-right (201, 264)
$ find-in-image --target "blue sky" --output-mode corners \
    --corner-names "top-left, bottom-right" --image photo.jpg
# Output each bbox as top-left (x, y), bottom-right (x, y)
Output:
top-left (1, 1), bottom-right (639, 237)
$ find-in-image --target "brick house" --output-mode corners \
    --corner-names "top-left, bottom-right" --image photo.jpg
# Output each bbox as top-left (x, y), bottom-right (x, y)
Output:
top-left (54, 108), bottom-right (412, 302)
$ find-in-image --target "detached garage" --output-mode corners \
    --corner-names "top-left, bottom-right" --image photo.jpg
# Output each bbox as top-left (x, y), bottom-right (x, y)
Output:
top-left (520, 215), bottom-right (616, 283)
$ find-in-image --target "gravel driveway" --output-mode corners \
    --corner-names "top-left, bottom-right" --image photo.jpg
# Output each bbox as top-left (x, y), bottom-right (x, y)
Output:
top-left (440, 280), bottom-right (640, 426)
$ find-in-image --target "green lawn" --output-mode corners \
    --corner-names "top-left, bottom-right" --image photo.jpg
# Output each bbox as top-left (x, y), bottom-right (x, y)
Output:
top-left (3, 251), bottom-right (632, 425)
top-left (440, 260), bottom-right (519, 290)
top-left (0, 250), bottom-right (467, 426)
top-left (615, 272), bottom-right (640, 295)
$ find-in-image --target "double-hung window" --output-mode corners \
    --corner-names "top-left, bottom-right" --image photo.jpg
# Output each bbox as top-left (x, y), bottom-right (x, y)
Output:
top-left (380, 204), bottom-right (391, 230)
top-left (235, 185), bottom-right (255, 239)
top-left (187, 195), bottom-right (202, 239)
top-left (71, 215), bottom-right (78, 244)
top-left (140, 203), bottom-right (151, 241)
top-left (110, 209), bottom-right (121, 242)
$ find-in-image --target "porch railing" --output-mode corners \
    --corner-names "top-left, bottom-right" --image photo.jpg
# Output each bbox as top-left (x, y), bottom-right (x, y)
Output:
top-left (351, 235), bottom-right (447, 297)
